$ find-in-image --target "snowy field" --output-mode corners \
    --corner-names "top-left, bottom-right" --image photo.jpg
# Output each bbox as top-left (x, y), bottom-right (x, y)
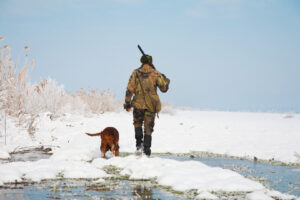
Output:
top-left (0, 110), bottom-right (299, 199)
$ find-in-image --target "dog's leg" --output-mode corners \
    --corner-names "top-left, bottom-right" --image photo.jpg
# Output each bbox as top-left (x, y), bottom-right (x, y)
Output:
top-left (101, 152), bottom-right (106, 158)
top-left (111, 144), bottom-right (115, 157)
top-left (115, 145), bottom-right (119, 157)
top-left (100, 141), bottom-right (107, 159)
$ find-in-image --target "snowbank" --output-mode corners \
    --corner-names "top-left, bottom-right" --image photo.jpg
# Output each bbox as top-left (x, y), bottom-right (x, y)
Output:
top-left (0, 159), bottom-right (109, 184)
top-left (92, 155), bottom-right (264, 192)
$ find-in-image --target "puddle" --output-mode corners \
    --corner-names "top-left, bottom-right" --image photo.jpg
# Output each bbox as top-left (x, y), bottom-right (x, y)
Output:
top-left (160, 155), bottom-right (300, 197)
top-left (0, 179), bottom-right (184, 200)
top-left (0, 147), bottom-right (52, 164)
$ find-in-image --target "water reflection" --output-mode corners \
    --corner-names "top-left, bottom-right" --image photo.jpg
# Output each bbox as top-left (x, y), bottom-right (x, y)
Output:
top-left (133, 184), bottom-right (153, 199)
top-left (0, 179), bottom-right (181, 200)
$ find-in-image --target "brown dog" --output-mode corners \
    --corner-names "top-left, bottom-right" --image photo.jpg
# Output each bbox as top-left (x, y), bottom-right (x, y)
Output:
top-left (86, 127), bottom-right (119, 158)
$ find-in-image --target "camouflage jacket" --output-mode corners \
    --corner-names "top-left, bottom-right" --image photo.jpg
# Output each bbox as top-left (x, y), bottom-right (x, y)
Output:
top-left (125, 64), bottom-right (170, 113)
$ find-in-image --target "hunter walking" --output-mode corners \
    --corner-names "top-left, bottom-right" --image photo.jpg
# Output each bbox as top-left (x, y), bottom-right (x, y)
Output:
top-left (124, 46), bottom-right (170, 156)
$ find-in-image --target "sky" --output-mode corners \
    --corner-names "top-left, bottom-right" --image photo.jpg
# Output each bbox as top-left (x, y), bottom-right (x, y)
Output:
top-left (0, 0), bottom-right (299, 112)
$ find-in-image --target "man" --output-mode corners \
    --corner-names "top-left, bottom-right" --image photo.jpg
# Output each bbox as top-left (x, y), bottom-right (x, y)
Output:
top-left (124, 54), bottom-right (170, 156)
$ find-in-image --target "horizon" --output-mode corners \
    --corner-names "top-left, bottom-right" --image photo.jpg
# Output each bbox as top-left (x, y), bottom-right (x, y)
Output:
top-left (0, 0), bottom-right (299, 113)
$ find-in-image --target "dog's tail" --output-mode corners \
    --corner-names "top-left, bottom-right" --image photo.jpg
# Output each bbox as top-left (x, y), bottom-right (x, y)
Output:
top-left (85, 132), bottom-right (102, 137)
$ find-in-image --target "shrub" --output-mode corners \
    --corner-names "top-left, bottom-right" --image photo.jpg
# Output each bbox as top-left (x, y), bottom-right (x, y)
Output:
top-left (75, 89), bottom-right (121, 114)
top-left (0, 42), bottom-right (33, 117)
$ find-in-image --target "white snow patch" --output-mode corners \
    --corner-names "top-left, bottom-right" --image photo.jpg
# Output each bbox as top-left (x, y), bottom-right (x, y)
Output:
top-left (0, 149), bottom-right (10, 159)
top-left (196, 191), bottom-right (218, 199)
top-left (92, 155), bottom-right (264, 192)
top-left (92, 178), bottom-right (105, 183)
top-left (267, 190), bottom-right (297, 200)
top-left (246, 190), bottom-right (274, 200)
top-left (0, 159), bottom-right (108, 183)
top-left (0, 164), bottom-right (23, 183)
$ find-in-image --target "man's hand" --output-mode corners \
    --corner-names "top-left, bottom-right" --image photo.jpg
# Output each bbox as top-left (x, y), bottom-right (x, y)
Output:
top-left (123, 102), bottom-right (132, 112)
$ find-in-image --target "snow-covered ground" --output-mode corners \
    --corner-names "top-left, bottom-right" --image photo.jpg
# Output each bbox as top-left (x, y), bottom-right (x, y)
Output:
top-left (0, 110), bottom-right (299, 199)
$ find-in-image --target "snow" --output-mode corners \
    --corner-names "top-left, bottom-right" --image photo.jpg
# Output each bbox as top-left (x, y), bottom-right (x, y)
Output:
top-left (153, 110), bottom-right (300, 164)
top-left (92, 155), bottom-right (264, 192)
top-left (0, 148), bottom-right (10, 159)
top-left (0, 159), bottom-right (109, 183)
top-left (0, 164), bottom-right (23, 183)
top-left (246, 190), bottom-right (300, 200)
top-left (196, 191), bottom-right (218, 200)
top-left (0, 110), bottom-right (299, 198)
top-left (246, 190), bottom-right (274, 200)
top-left (1, 111), bottom-right (300, 164)
top-left (267, 190), bottom-right (298, 200)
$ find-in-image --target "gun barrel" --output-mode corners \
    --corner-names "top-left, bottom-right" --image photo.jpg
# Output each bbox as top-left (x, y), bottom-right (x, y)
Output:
top-left (137, 45), bottom-right (146, 56)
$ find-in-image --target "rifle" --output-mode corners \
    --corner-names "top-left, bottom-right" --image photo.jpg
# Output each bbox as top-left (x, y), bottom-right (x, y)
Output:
top-left (137, 45), bottom-right (147, 60)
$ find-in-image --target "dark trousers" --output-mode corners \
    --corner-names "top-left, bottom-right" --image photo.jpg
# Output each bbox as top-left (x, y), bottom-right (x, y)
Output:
top-left (133, 109), bottom-right (155, 135)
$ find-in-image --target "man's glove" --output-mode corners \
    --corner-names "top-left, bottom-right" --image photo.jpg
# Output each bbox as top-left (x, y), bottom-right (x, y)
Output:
top-left (161, 73), bottom-right (170, 83)
top-left (123, 102), bottom-right (132, 111)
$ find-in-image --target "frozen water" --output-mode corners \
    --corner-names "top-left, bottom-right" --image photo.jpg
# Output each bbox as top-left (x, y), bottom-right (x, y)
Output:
top-left (160, 154), bottom-right (300, 197)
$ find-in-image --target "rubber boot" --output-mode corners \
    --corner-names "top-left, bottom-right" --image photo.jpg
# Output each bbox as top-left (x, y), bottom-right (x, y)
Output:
top-left (143, 134), bottom-right (152, 157)
top-left (135, 127), bottom-right (143, 151)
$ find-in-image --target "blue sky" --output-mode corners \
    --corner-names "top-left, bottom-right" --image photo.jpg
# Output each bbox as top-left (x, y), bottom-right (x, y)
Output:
top-left (0, 0), bottom-right (299, 112)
